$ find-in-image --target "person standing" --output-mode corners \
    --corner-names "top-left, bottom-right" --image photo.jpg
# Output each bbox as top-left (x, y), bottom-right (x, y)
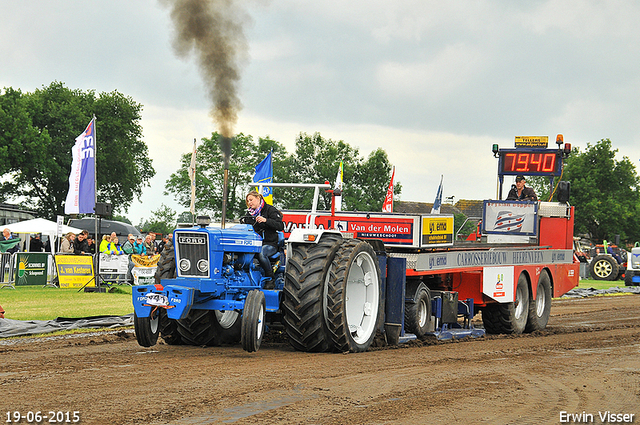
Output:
top-left (59, 232), bottom-right (75, 254)
top-left (121, 234), bottom-right (136, 255)
top-left (0, 228), bottom-right (20, 254)
top-left (507, 175), bottom-right (538, 201)
top-left (29, 234), bottom-right (45, 252)
top-left (73, 230), bottom-right (90, 255)
top-left (245, 190), bottom-right (284, 289)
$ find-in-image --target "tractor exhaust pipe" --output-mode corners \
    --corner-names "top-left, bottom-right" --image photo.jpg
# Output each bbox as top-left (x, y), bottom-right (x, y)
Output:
top-left (221, 168), bottom-right (229, 229)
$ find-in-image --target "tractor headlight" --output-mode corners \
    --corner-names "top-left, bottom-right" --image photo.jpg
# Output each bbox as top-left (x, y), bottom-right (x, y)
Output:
top-left (179, 259), bottom-right (191, 272)
top-left (197, 259), bottom-right (209, 273)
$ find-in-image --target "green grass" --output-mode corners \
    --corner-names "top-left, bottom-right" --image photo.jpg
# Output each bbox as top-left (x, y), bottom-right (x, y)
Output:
top-left (577, 278), bottom-right (626, 290)
top-left (0, 285), bottom-right (134, 321)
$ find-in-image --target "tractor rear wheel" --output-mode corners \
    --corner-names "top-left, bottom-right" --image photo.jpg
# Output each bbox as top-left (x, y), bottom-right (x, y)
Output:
top-left (215, 310), bottom-right (242, 344)
top-left (282, 235), bottom-right (342, 352)
top-left (482, 272), bottom-right (529, 335)
top-left (589, 255), bottom-right (619, 281)
top-left (176, 310), bottom-right (221, 346)
top-left (134, 310), bottom-right (160, 347)
top-left (326, 239), bottom-right (383, 352)
top-left (241, 290), bottom-right (266, 352)
top-left (158, 309), bottom-right (182, 345)
top-left (525, 270), bottom-right (552, 332)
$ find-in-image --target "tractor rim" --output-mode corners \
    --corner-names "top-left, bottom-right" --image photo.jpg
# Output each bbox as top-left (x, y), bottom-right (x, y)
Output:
top-left (418, 298), bottom-right (428, 327)
top-left (536, 281), bottom-right (546, 317)
top-left (345, 251), bottom-right (379, 345)
top-left (215, 310), bottom-right (239, 329)
top-left (594, 259), bottom-right (612, 278)
top-left (515, 285), bottom-right (526, 319)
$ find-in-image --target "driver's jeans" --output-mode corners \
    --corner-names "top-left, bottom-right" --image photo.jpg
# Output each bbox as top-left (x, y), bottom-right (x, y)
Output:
top-left (258, 244), bottom-right (277, 277)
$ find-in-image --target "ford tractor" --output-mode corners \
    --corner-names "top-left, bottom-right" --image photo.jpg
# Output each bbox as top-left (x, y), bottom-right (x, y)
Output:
top-left (132, 183), bottom-right (385, 353)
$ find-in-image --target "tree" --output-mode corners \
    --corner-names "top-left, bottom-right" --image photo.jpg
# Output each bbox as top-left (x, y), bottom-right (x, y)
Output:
top-left (562, 139), bottom-right (640, 243)
top-left (138, 204), bottom-right (177, 235)
top-left (164, 132), bottom-right (285, 220)
top-left (0, 82), bottom-right (155, 219)
top-left (165, 131), bottom-right (401, 219)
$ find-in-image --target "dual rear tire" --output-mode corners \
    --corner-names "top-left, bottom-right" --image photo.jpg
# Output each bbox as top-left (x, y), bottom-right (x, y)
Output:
top-left (482, 270), bottom-right (552, 334)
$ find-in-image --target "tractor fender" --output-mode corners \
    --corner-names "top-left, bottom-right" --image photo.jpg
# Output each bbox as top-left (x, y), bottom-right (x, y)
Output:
top-left (405, 280), bottom-right (429, 304)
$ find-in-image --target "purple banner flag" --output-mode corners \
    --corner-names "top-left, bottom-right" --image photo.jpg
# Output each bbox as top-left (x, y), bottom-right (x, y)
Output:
top-left (64, 118), bottom-right (96, 214)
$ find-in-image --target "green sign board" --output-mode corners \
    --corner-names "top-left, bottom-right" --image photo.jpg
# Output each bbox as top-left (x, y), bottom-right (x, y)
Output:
top-left (14, 252), bottom-right (49, 286)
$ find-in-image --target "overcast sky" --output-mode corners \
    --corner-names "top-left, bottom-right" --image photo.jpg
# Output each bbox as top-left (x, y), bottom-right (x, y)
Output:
top-left (2, 0), bottom-right (640, 225)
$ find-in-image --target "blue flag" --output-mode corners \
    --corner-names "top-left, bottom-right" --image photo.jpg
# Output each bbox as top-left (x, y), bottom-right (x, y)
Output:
top-left (253, 151), bottom-right (273, 204)
top-left (65, 118), bottom-right (96, 214)
top-left (431, 175), bottom-right (443, 214)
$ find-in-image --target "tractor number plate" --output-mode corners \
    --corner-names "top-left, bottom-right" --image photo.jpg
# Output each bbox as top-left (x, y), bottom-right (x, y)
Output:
top-left (145, 293), bottom-right (169, 306)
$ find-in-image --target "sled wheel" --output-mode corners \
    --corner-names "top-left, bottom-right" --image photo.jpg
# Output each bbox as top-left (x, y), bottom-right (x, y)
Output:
top-left (134, 310), bottom-right (160, 347)
top-left (326, 239), bottom-right (383, 352)
top-left (404, 285), bottom-right (432, 338)
top-left (482, 272), bottom-right (530, 335)
top-left (525, 270), bottom-right (552, 332)
top-left (589, 254), bottom-right (619, 281)
top-left (282, 234), bottom-right (342, 352)
top-left (241, 289), bottom-right (266, 352)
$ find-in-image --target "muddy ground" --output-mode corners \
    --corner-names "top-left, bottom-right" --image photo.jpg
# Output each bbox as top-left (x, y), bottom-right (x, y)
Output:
top-left (1, 295), bottom-right (639, 425)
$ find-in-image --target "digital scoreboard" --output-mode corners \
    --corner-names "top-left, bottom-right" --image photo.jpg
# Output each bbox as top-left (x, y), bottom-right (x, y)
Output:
top-left (498, 149), bottom-right (562, 177)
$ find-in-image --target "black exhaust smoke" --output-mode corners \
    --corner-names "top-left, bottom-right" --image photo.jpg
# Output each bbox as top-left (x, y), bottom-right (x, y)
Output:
top-left (161, 0), bottom-right (249, 226)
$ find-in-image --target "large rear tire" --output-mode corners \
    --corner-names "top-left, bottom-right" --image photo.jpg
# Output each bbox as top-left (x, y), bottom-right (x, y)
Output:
top-left (326, 239), bottom-right (383, 352)
top-left (215, 310), bottom-right (242, 344)
top-left (176, 310), bottom-right (221, 346)
top-left (589, 255), bottom-right (619, 281)
top-left (282, 235), bottom-right (342, 352)
top-left (134, 310), bottom-right (160, 347)
top-left (158, 309), bottom-right (182, 345)
top-left (525, 271), bottom-right (552, 332)
top-left (482, 272), bottom-right (529, 335)
top-left (241, 290), bottom-right (266, 352)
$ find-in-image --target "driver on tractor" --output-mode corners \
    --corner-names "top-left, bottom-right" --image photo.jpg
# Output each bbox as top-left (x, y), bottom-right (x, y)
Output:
top-left (245, 190), bottom-right (284, 289)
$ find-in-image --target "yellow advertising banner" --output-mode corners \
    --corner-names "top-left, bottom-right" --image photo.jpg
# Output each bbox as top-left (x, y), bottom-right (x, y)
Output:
top-left (55, 255), bottom-right (95, 289)
top-left (514, 136), bottom-right (548, 148)
top-left (131, 254), bottom-right (161, 268)
top-left (421, 216), bottom-right (454, 246)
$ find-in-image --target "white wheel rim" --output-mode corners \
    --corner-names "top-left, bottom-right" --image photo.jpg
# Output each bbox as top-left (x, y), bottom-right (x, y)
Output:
top-left (345, 252), bottom-right (379, 345)
top-left (417, 298), bottom-right (428, 328)
top-left (149, 313), bottom-right (159, 334)
top-left (536, 281), bottom-right (546, 317)
top-left (515, 284), bottom-right (526, 319)
top-left (256, 304), bottom-right (265, 340)
top-left (215, 310), bottom-right (239, 329)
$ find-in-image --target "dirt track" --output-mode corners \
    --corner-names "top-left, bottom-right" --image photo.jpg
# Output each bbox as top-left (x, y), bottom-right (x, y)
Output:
top-left (1, 295), bottom-right (640, 425)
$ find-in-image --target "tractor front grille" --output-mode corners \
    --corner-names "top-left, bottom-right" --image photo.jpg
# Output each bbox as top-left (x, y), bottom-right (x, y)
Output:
top-left (175, 231), bottom-right (210, 278)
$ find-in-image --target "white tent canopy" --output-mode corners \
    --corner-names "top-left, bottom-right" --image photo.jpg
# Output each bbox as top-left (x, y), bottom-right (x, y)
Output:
top-left (4, 218), bottom-right (83, 254)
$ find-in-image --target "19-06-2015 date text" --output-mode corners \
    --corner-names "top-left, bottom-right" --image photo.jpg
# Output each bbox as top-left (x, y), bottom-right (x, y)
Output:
top-left (5, 411), bottom-right (80, 423)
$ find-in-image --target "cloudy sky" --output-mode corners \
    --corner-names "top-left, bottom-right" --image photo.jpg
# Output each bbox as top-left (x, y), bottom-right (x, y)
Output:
top-left (2, 0), bottom-right (639, 225)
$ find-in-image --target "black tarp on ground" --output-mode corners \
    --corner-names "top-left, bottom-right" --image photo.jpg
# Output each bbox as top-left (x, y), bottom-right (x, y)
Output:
top-left (561, 286), bottom-right (640, 298)
top-left (0, 314), bottom-right (133, 338)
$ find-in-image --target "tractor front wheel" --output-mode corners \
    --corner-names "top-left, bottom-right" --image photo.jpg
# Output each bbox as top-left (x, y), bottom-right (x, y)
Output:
top-left (241, 290), bottom-right (266, 352)
top-left (134, 310), bottom-right (160, 347)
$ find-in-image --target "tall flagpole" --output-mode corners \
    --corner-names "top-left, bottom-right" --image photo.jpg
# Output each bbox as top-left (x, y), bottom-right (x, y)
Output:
top-left (93, 115), bottom-right (98, 255)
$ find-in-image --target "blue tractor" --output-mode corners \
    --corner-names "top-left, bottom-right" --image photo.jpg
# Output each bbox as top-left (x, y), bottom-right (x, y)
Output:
top-left (132, 183), bottom-right (385, 353)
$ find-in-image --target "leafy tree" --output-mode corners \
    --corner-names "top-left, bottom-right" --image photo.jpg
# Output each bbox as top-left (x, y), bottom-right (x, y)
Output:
top-left (563, 139), bottom-right (640, 243)
top-left (165, 131), bottom-right (401, 219)
top-left (165, 132), bottom-right (286, 220)
top-left (138, 204), bottom-right (177, 235)
top-left (0, 81), bottom-right (155, 219)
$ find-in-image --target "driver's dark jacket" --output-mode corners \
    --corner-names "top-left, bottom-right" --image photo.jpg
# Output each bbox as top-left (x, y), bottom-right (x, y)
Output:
top-left (252, 203), bottom-right (284, 248)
